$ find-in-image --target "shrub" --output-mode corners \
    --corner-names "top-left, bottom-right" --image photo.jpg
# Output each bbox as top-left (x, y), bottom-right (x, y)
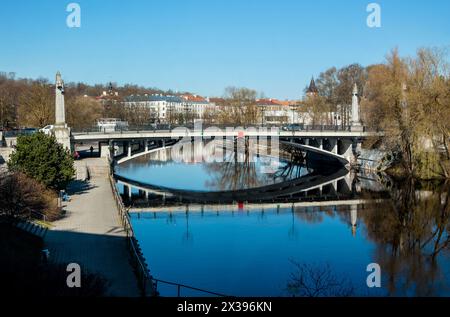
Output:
top-left (8, 132), bottom-right (74, 190)
top-left (0, 172), bottom-right (60, 221)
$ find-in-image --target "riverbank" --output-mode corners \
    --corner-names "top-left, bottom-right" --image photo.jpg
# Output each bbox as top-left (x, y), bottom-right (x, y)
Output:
top-left (385, 159), bottom-right (450, 180)
top-left (44, 158), bottom-right (140, 297)
top-left (359, 147), bottom-right (450, 180)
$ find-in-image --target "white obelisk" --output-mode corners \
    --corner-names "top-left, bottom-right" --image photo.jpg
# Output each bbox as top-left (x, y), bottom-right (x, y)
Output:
top-left (53, 71), bottom-right (71, 150)
top-left (350, 83), bottom-right (363, 131)
top-left (55, 72), bottom-right (66, 127)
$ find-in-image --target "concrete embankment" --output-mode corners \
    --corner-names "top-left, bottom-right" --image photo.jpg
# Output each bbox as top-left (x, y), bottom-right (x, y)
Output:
top-left (358, 149), bottom-right (386, 171)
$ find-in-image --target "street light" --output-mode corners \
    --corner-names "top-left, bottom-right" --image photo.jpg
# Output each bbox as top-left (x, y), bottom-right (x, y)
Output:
top-left (290, 104), bottom-right (296, 124)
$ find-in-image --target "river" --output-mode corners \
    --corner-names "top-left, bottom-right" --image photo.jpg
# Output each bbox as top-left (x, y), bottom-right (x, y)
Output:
top-left (114, 141), bottom-right (450, 297)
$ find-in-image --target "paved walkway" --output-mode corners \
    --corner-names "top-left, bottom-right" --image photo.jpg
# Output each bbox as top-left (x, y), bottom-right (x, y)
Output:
top-left (44, 158), bottom-right (140, 297)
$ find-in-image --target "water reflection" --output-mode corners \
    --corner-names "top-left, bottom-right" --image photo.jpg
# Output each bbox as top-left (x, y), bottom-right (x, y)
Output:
top-left (361, 180), bottom-right (450, 296)
top-left (115, 141), bottom-right (311, 192)
top-left (116, 143), bottom-right (450, 296)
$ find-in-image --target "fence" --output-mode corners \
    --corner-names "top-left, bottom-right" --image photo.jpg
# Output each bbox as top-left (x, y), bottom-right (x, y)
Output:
top-left (108, 171), bottom-right (156, 296)
top-left (72, 123), bottom-right (372, 134)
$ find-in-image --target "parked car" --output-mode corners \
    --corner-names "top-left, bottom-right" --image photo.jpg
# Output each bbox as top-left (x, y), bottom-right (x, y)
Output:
top-left (282, 123), bottom-right (304, 131)
top-left (39, 125), bottom-right (54, 135)
top-left (22, 128), bottom-right (38, 135)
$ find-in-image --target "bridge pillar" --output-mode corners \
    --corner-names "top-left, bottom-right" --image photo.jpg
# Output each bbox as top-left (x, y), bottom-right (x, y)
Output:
top-left (123, 185), bottom-right (130, 199)
top-left (318, 138), bottom-right (323, 150)
top-left (332, 180), bottom-right (338, 192)
top-left (145, 140), bottom-right (149, 152)
top-left (354, 140), bottom-right (362, 161)
top-left (99, 142), bottom-right (110, 159)
top-left (304, 138), bottom-right (309, 146)
top-left (342, 140), bottom-right (353, 163)
top-left (330, 139), bottom-right (338, 154)
top-left (127, 142), bottom-right (132, 157)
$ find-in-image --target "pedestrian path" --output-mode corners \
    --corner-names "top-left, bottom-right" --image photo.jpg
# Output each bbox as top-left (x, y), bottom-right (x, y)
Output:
top-left (44, 158), bottom-right (140, 297)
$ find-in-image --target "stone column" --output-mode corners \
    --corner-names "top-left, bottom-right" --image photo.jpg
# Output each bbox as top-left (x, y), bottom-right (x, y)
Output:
top-left (53, 72), bottom-right (71, 150)
top-left (351, 83), bottom-right (363, 131)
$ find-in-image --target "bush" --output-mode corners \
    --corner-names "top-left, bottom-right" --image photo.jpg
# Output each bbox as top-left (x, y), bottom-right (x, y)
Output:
top-left (8, 132), bottom-right (74, 190)
top-left (0, 172), bottom-right (60, 221)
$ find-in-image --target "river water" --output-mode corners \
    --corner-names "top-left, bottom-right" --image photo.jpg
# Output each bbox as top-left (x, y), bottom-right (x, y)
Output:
top-left (114, 142), bottom-right (450, 297)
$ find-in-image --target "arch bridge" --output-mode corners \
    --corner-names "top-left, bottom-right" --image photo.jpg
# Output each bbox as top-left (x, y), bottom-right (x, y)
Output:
top-left (71, 126), bottom-right (382, 167)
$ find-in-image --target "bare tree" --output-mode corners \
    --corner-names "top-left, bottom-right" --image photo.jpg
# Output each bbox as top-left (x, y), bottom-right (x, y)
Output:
top-left (286, 261), bottom-right (354, 297)
top-left (17, 80), bottom-right (53, 128)
top-left (66, 96), bottom-right (103, 129)
top-left (217, 87), bottom-right (259, 125)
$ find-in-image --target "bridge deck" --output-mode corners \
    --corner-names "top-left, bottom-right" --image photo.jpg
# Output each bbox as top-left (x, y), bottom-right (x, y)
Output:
top-left (72, 129), bottom-right (382, 142)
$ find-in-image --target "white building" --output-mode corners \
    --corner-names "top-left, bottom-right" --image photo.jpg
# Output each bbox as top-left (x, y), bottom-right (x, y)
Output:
top-left (256, 99), bottom-right (300, 125)
top-left (123, 94), bottom-right (216, 123)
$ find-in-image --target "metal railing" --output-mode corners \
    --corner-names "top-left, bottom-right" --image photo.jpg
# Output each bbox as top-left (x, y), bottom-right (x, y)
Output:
top-left (108, 171), bottom-right (156, 296)
top-left (151, 278), bottom-right (229, 297)
top-left (72, 124), bottom-right (374, 135)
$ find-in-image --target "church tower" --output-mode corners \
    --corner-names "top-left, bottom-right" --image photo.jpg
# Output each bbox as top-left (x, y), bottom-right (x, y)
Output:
top-left (306, 77), bottom-right (319, 98)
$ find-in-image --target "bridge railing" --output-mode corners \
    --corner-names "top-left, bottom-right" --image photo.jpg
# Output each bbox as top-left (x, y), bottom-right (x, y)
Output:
top-left (151, 278), bottom-right (229, 297)
top-left (72, 124), bottom-right (371, 134)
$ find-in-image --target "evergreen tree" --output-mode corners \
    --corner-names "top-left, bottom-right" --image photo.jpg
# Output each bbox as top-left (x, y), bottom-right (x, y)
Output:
top-left (8, 133), bottom-right (74, 190)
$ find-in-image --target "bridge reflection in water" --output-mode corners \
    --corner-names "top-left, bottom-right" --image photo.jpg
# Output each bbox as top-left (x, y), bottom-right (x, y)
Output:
top-left (113, 141), bottom-right (389, 242)
top-left (111, 142), bottom-right (450, 297)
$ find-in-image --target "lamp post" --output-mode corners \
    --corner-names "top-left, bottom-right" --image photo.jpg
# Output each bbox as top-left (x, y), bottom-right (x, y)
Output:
top-left (290, 104), bottom-right (296, 125)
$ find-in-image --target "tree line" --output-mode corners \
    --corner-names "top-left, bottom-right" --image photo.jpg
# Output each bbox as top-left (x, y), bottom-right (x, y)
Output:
top-left (1, 46), bottom-right (449, 178)
top-left (0, 73), bottom-right (173, 129)
top-left (307, 47), bottom-right (450, 179)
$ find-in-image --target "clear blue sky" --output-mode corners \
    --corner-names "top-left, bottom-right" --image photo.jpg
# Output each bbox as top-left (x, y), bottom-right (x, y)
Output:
top-left (1, 0), bottom-right (449, 99)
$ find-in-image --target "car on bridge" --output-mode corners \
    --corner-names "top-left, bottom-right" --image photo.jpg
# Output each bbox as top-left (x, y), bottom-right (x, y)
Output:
top-left (282, 123), bottom-right (304, 131)
top-left (39, 125), bottom-right (54, 135)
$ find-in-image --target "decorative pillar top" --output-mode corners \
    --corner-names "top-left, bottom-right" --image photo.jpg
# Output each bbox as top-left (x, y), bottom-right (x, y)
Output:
top-left (352, 83), bottom-right (358, 96)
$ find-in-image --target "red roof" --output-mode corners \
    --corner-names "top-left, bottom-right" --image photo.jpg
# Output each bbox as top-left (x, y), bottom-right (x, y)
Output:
top-left (255, 98), bottom-right (283, 106)
top-left (181, 94), bottom-right (207, 102)
top-left (209, 97), bottom-right (225, 103)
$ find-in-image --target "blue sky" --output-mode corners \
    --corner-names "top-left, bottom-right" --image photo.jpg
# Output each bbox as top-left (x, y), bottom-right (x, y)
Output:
top-left (0, 0), bottom-right (449, 99)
